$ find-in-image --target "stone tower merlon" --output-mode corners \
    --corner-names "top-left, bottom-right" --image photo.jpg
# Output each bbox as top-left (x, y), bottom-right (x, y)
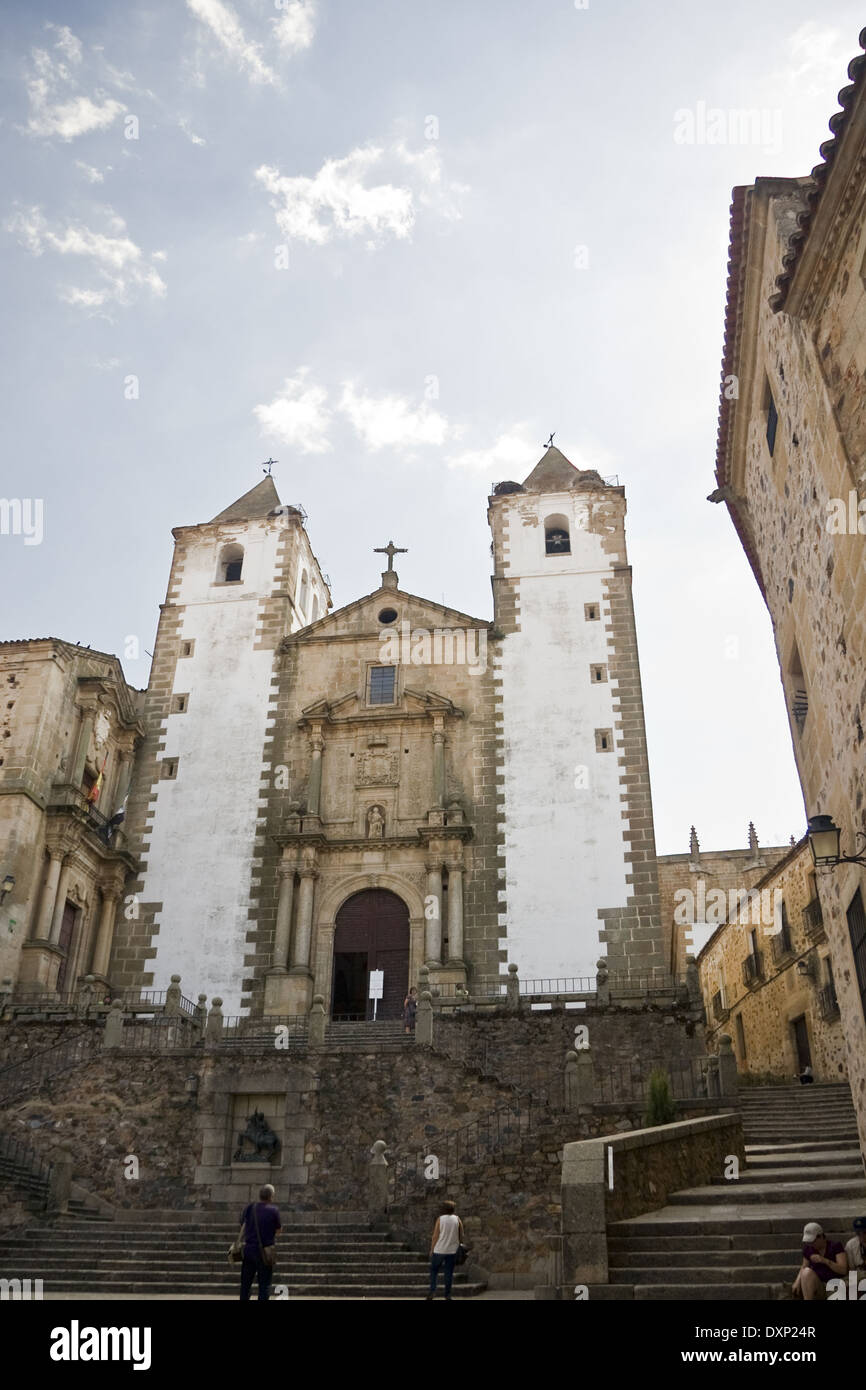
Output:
top-left (115, 479), bottom-right (331, 1011)
top-left (487, 447), bottom-right (665, 983)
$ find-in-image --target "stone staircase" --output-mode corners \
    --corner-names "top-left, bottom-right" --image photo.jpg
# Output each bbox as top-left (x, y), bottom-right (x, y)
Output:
top-left (0, 1152), bottom-right (110, 1223)
top-left (600, 1083), bottom-right (865, 1300)
top-left (0, 1211), bottom-right (486, 1298)
top-left (325, 1020), bottom-right (414, 1049)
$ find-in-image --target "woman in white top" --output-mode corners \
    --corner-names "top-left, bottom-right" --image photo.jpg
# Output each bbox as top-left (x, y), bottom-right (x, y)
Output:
top-left (427, 1201), bottom-right (464, 1300)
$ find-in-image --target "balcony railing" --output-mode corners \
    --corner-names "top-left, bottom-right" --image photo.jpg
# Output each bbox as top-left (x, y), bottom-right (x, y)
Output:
top-left (802, 898), bottom-right (825, 942)
top-left (711, 991), bottom-right (729, 1023)
top-left (742, 951), bottom-right (764, 988)
top-left (818, 982), bottom-right (840, 1021)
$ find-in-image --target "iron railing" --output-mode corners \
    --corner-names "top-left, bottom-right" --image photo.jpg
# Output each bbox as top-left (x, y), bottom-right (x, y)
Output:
top-left (593, 1056), bottom-right (714, 1105)
top-left (803, 898), bottom-right (825, 941)
top-left (0, 1129), bottom-right (54, 1192)
top-left (392, 1097), bottom-right (537, 1202)
top-left (818, 982), bottom-right (840, 1021)
top-left (219, 1015), bottom-right (309, 1048)
top-left (118, 1015), bottom-right (201, 1050)
top-left (0, 1032), bottom-right (101, 1105)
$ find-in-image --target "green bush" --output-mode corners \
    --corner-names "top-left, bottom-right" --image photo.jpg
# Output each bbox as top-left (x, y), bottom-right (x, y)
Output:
top-left (645, 1068), bottom-right (677, 1126)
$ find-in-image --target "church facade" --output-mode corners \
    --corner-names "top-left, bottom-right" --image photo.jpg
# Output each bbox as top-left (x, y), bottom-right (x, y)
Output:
top-left (2, 447), bottom-right (666, 1018)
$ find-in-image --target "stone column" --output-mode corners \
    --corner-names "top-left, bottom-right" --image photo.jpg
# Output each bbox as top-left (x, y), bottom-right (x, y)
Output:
top-left (48, 1147), bottom-right (75, 1215)
top-left (91, 888), bottom-right (120, 978)
top-left (506, 962), bottom-right (520, 1012)
top-left (424, 861), bottom-right (443, 964)
top-left (32, 851), bottom-right (63, 941)
top-left (432, 723), bottom-right (446, 808)
top-left (103, 999), bottom-right (125, 1048)
top-left (308, 994), bottom-right (326, 1047)
top-left (415, 990), bottom-right (433, 1046)
top-left (368, 1140), bottom-right (389, 1215)
top-left (206, 997), bottom-right (224, 1040)
top-left (291, 869), bottom-right (317, 973)
top-left (306, 729), bottom-right (325, 818)
top-left (445, 861), bottom-right (464, 963)
top-left (165, 974), bottom-right (182, 1017)
top-left (272, 863), bottom-right (296, 970)
top-left (71, 708), bottom-right (96, 787)
top-left (718, 1034), bottom-right (738, 1096)
top-left (48, 860), bottom-right (73, 945)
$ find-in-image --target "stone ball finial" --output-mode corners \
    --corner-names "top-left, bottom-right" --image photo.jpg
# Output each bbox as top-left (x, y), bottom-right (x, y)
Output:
top-left (312, 994), bottom-right (324, 1005)
top-left (84, 974), bottom-right (95, 984)
top-left (170, 974), bottom-right (181, 984)
top-left (110, 999), bottom-right (123, 1013)
top-left (507, 962), bottom-right (518, 975)
top-left (211, 997), bottom-right (223, 1008)
top-left (564, 1049), bottom-right (579, 1065)
top-left (198, 994), bottom-right (207, 1004)
top-left (370, 1139), bottom-right (388, 1165)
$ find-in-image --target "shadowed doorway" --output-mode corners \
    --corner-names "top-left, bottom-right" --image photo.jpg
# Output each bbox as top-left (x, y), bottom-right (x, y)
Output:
top-left (331, 889), bottom-right (410, 1020)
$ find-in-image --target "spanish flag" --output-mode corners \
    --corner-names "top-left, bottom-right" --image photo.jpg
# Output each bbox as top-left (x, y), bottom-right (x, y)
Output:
top-left (88, 752), bottom-right (108, 804)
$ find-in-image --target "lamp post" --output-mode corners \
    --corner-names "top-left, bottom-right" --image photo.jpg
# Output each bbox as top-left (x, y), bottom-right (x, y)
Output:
top-left (807, 816), bottom-right (866, 869)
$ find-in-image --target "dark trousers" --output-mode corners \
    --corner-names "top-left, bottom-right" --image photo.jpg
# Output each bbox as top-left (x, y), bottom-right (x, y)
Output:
top-left (240, 1255), bottom-right (273, 1301)
top-left (429, 1252), bottom-right (456, 1296)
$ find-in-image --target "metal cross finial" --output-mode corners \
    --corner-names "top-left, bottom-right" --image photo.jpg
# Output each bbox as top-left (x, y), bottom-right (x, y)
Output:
top-left (374, 540), bottom-right (408, 572)
top-left (262, 458), bottom-right (278, 476)
top-left (544, 432), bottom-right (555, 449)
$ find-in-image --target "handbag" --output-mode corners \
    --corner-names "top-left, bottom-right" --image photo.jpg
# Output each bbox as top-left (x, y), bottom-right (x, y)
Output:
top-left (228, 1224), bottom-right (245, 1265)
top-left (455, 1244), bottom-right (469, 1267)
top-left (253, 1201), bottom-right (277, 1269)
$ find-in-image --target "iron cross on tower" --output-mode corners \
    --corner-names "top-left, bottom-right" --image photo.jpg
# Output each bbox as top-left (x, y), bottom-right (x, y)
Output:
top-left (374, 540), bottom-right (407, 572)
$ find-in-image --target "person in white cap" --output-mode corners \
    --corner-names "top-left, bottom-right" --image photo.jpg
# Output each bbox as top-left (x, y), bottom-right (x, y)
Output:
top-left (845, 1216), bottom-right (866, 1274)
top-left (792, 1222), bottom-right (847, 1299)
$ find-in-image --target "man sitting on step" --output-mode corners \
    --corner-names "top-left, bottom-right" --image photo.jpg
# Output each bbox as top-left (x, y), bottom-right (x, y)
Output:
top-left (845, 1217), bottom-right (866, 1276)
top-left (792, 1222), bottom-right (848, 1300)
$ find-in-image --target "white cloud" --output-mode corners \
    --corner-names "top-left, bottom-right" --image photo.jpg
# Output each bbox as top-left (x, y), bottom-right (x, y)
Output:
top-left (339, 383), bottom-right (449, 452)
top-left (48, 25), bottom-right (83, 65)
top-left (254, 141), bottom-right (466, 247)
top-left (254, 369), bottom-right (332, 454)
top-left (272, 1), bottom-right (316, 54)
top-left (179, 116), bottom-right (206, 146)
top-left (447, 424), bottom-right (540, 473)
top-left (782, 23), bottom-right (852, 96)
top-left (24, 28), bottom-right (126, 140)
top-left (7, 207), bottom-right (167, 307)
top-left (186, 0), bottom-right (277, 85)
top-left (75, 160), bottom-right (106, 183)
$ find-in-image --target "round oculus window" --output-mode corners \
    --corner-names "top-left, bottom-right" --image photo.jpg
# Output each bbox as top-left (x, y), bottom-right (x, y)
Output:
top-left (378, 608), bottom-right (398, 625)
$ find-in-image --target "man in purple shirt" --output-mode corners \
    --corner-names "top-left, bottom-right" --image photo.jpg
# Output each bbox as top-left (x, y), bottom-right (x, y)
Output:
top-left (238, 1184), bottom-right (282, 1301)
top-left (792, 1222), bottom-right (847, 1300)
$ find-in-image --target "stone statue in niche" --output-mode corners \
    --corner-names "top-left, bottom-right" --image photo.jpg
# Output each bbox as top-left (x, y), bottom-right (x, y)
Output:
top-left (366, 805), bottom-right (385, 839)
top-left (233, 1110), bottom-right (281, 1163)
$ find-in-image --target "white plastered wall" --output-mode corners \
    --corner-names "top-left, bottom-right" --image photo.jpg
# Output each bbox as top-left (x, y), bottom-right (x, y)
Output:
top-left (497, 493), bottom-right (632, 981)
top-left (140, 520), bottom-right (286, 1013)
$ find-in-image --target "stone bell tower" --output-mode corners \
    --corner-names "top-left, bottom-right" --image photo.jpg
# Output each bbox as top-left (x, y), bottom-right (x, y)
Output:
top-left (488, 446), bottom-right (665, 983)
top-left (115, 478), bottom-right (330, 1012)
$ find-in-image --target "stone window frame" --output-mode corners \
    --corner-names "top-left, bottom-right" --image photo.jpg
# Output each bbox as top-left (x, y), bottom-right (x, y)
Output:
top-left (543, 512), bottom-right (571, 556)
top-left (170, 693), bottom-right (190, 715)
top-left (161, 757), bottom-right (179, 780)
top-left (366, 662), bottom-right (399, 708)
top-left (594, 728), bottom-right (613, 753)
top-left (214, 541), bottom-right (244, 586)
top-left (584, 602), bottom-right (600, 622)
top-left (590, 663), bottom-right (608, 684)
top-left (179, 639), bottom-right (195, 659)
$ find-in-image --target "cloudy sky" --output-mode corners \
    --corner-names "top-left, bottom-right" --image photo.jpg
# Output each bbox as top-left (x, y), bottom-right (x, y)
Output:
top-left (1, 0), bottom-right (862, 853)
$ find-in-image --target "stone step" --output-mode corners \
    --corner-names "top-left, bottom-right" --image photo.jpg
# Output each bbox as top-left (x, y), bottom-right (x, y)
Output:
top-left (666, 1179), bottom-right (866, 1205)
top-left (609, 1248), bottom-right (809, 1268)
top-left (745, 1140), bottom-right (861, 1154)
top-left (608, 1231), bottom-right (850, 1252)
top-left (0, 1238), bottom-right (407, 1255)
top-left (611, 1211), bottom-right (860, 1238)
top-left (736, 1164), bottom-right (863, 1183)
top-left (610, 1266), bottom-right (792, 1285)
top-left (5, 1277), bottom-right (485, 1297)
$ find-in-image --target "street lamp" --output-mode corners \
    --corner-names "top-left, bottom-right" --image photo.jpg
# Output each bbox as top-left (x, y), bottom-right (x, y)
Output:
top-left (0, 875), bottom-right (14, 905)
top-left (807, 815), bottom-right (866, 868)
